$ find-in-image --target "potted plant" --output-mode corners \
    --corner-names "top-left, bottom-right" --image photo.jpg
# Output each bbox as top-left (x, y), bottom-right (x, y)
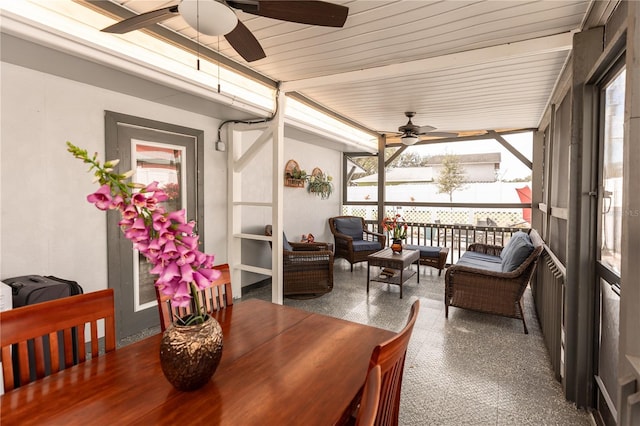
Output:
top-left (307, 171), bottom-right (333, 199)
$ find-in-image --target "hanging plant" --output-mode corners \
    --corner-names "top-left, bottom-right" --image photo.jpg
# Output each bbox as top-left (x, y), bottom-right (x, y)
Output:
top-left (307, 168), bottom-right (333, 200)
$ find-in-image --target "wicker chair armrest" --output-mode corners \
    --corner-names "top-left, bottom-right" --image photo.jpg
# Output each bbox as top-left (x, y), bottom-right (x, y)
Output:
top-left (284, 249), bottom-right (334, 260)
top-left (289, 241), bottom-right (329, 251)
top-left (333, 232), bottom-right (354, 243)
top-left (363, 230), bottom-right (386, 245)
top-left (446, 264), bottom-right (520, 280)
top-left (467, 243), bottom-right (503, 256)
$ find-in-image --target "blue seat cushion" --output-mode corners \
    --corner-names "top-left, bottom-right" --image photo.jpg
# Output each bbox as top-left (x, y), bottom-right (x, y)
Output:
top-left (501, 235), bottom-right (534, 272)
top-left (461, 251), bottom-right (502, 264)
top-left (283, 232), bottom-right (293, 251)
top-left (334, 217), bottom-right (364, 240)
top-left (352, 240), bottom-right (381, 252)
top-left (405, 245), bottom-right (441, 258)
top-left (456, 252), bottom-right (503, 272)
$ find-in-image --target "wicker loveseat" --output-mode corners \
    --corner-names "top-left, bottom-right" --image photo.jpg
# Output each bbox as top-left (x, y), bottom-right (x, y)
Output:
top-left (265, 225), bottom-right (334, 298)
top-left (445, 228), bottom-right (543, 333)
top-left (328, 216), bottom-right (386, 271)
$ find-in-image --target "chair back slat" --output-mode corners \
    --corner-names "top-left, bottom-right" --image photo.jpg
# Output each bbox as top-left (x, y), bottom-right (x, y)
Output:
top-left (355, 364), bottom-right (382, 426)
top-left (367, 300), bottom-right (420, 426)
top-left (0, 289), bottom-right (116, 392)
top-left (156, 264), bottom-right (232, 331)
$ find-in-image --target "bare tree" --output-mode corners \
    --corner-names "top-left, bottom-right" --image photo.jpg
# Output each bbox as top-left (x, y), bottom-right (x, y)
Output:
top-left (436, 154), bottom-right (466, 203)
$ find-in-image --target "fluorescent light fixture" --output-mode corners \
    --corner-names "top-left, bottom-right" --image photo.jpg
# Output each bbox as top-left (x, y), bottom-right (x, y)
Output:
top-left (179, 0), bottom-right (238, 36)
top-left (401, 134), bottom-right (420, 145)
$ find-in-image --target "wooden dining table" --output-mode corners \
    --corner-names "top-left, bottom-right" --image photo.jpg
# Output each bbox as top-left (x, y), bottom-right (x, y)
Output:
top-left (1, 299), bottom-right (394, 425)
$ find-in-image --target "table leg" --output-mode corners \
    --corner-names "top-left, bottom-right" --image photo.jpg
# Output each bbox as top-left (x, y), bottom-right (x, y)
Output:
top-left (416, 259), bottom-right (420, 283)
top-left (399, 269), bottom-right (403, 299)
top-left (367, 263), bottom-right (370, 293)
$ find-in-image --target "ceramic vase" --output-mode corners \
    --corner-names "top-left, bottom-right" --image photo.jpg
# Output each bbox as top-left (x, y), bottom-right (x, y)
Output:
top-left (159, 315), bottom-right (223, 391)
top-left (391, 239), bottom-right (403, 254)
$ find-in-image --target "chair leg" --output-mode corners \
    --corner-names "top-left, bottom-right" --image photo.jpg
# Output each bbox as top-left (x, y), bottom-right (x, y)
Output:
top-left (519, 299), bottom-right (528, 334)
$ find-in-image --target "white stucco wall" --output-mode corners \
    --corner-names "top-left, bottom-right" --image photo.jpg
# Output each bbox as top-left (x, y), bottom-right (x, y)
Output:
top-left (235, 128), bottom-right (343, 287)
top-left (0, 62), bottom-right (227, 293)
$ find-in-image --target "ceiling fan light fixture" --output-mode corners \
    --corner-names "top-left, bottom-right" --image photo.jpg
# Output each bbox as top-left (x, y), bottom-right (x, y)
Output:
top-left (401, 134), bottom-right (419, 145)
top-left (179, 0), bottom-right (238, 36)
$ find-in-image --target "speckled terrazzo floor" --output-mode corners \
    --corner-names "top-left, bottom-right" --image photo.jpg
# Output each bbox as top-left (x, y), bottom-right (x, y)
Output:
top-left (240, 260), bottom-right (594, 426)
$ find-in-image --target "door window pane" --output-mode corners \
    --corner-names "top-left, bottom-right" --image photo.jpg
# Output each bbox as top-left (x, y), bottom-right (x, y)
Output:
top-left (600, 69), bottom-right (625, 274)
top-left (132, 141), bottom-right (187, 311)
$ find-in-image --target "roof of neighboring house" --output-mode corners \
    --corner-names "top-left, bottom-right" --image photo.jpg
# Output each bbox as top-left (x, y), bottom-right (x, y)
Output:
top-left (425, 153), bottom-right (501, 165)
top-left (354, 167), bottom-right (434, 184)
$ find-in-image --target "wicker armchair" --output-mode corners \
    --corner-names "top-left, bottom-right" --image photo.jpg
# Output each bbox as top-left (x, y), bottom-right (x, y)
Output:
top-left (444, 229), bottom-right (543, 333)
top-left (328, 216), bottom-right (386, 271)
top-left (265, 225), bottom-right (334, 298)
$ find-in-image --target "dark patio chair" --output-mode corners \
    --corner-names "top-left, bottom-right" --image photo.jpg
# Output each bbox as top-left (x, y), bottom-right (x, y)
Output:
top-left (265, 225), bottom-right (334, 298)
top-left (328, 216), bottom-right (386, 271)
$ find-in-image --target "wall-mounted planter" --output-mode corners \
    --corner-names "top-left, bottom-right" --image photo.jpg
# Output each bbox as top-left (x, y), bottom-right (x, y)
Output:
top-left (284, 159), bottom-right (306, 188)
top-left (307, 167), bottom-right (333, 200)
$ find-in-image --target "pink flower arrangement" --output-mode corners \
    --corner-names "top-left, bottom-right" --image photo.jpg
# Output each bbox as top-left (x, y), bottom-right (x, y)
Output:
top-left (381, 214), bottom-right (408, 240)
top-left (68, 142), bottom-right (220, 324)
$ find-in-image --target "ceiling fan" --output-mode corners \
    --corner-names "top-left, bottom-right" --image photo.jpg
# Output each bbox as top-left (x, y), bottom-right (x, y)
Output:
top-left (101, 0), bottom-right (349, 63)
top-left (392, 112), bottom-right (458, 145)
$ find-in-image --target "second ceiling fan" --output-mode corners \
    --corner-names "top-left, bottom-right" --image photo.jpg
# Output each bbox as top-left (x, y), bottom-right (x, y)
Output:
top-left (102, 0), bottom-right (349, 62)
top-left (393, 112), bottom-right (458, 145)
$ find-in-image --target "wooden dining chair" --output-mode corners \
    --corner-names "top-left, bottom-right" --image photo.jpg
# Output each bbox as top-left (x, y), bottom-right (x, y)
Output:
top-left (0, 289), bottom-right (116, 392)
top-left (355, 364), bottom-right (382, 426)
top-left (155, 263), bottom-right (232, 331)
top-left (366, 299), bottom-right (420, 426)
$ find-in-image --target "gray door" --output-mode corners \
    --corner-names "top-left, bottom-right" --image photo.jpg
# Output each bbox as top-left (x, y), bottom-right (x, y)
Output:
top-left (105, 112), bottom-right (204, 340)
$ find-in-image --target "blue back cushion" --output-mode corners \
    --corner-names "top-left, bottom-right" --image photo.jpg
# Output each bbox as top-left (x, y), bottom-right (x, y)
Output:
top-left (501, 232), bottom-right (534, 272)
top-left (500, 231), bottom-right (529, 260)
top-left (283, 232), bottom-right (293, 251)
top-left (334, 217), bottom-right (364, 240)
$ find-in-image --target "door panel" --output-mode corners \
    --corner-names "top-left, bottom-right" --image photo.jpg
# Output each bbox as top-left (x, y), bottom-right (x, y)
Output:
top-left (105, 112), bottom-right (203, 340)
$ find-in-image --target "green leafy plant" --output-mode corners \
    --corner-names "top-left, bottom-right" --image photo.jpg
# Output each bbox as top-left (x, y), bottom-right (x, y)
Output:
top-left (287, 167), bottom-right (307, 180)
top-left (307, 172), bottom-right (333, 200)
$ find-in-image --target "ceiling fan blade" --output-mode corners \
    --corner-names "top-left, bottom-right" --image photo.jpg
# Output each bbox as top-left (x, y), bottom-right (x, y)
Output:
top-left (229, 1), bottom-right (348, 27)
top-left (101, 6), bottom-right (179, 34)
top-left (423, 131), bottom-right (459, 138)
top-left (224, 20), bottom-right (266, 62)
top-left (417, 125), bottom-right (437, 134)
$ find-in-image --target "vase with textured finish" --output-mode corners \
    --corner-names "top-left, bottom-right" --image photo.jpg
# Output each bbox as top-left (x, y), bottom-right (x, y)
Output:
top-left (159, 315), bottom-right (223, 391)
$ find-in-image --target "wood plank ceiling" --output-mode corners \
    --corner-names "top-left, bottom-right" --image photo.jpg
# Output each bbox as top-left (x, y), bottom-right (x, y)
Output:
top-left (84, 0), bottom-right (597, 139)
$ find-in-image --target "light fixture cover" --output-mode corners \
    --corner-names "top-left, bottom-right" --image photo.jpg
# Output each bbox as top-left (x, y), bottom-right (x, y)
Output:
top-left (401, 134), bottom-right (419, 145)
top-left (179, 0), bottom-right (238, 36)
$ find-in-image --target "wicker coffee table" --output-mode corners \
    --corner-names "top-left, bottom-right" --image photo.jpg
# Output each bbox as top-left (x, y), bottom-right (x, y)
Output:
top-left (367, 248), bottom-right (420, 299)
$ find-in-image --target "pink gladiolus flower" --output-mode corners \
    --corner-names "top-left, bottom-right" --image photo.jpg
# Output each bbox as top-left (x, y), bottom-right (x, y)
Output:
top-left (179, 263), bottom-right (194, 283)
top-left (176, 221), bottom-right (195, 235)
top-left (110, 195), bottom-right (125, 211)
top-left (122, 205), bottom-right (138, 221)
top-left (68, 143), bottom-right (220, 317)
top-left (158, 229), bottom-right (176, 245)
top-left (192, 270), bottom-right (213, 289)
top-left (180, 235), bottom-right (199, 250)
top-left (87, 184), bottom-right (112, 210)
top-left (176, 245), bottom-right (196, 266)
top-left (144, 182), bottom-right (160, 193)
top-left (152, 212), bottom-right (170, 231)
top-left (153, 190), bottom-right (169, 202)
top-left (168, 209), bottom-right (186, 224)
top-left (161, 240), bottom-right (178, 259)
top-left (132, 192), bottom-right (147, 208)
